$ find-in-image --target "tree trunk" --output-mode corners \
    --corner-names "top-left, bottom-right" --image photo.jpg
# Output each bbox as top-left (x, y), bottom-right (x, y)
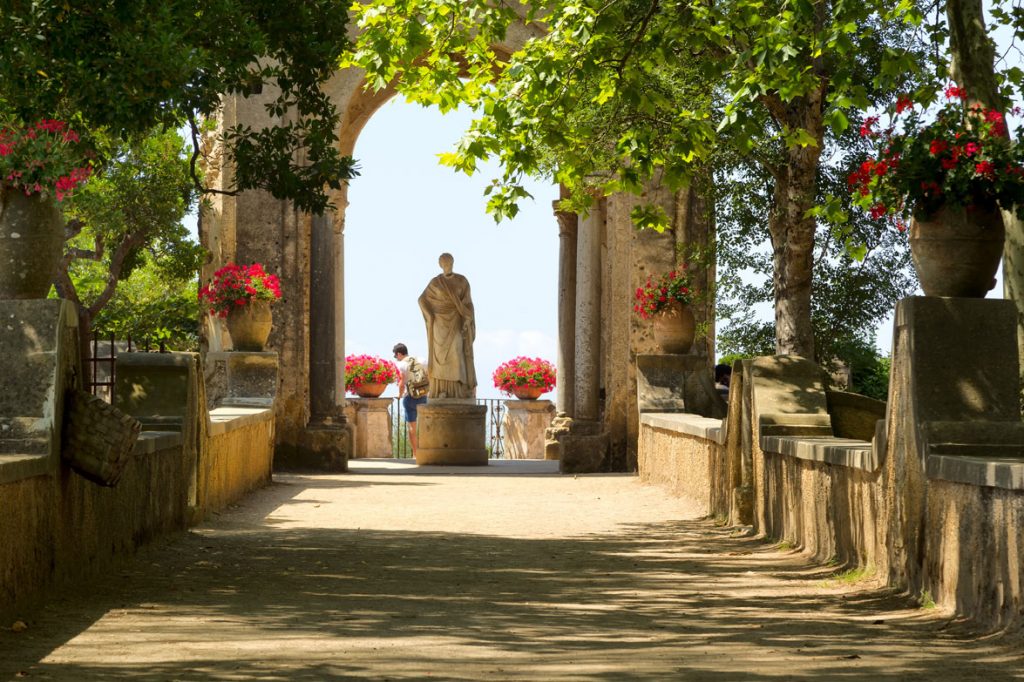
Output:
top-left (769, 156), bottom-right (819, 361)
top-left (947, 0), bottom-right (1024, 392)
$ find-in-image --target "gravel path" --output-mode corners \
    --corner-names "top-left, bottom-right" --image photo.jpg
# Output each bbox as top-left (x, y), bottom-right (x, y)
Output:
top-left (1, 459), bottom-right (1021, 681)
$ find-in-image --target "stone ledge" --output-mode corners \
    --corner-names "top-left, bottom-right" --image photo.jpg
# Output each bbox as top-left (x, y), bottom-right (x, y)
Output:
top-left (761, 435), bottom-right (878, 472)
top-left (927, 453), bottom-right (1024, 491)
top-left (0, 452), bottom-right (51, 485)
top-left (639, 413), bottom-right (725, 445)
top-left (133, 431), bottom-right (183, 455)
top-left (208, 406), bottom-right (274, 437)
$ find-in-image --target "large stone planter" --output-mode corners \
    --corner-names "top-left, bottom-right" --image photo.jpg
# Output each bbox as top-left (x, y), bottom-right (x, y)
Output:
top-left (0, 189), bottom-right (64, 300)
top-left (351, 397), bottom-right (393, 458)
top-left (652, 301), bottom-right (696, 354)
top-left (226, 300), bottom-right (273, 351)
top-left (503, 399), bottom-right (555, 459)
top-left (910, 205), bottom-right (1004, 298)
top-left (415, 401), bottom-right (488, 465)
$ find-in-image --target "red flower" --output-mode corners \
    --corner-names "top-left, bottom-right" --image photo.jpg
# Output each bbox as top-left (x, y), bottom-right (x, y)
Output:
top-left (859, 116), bottom-right (879, 137)
top-left (895, 96), bottom-right (913, 114)
top-left (869, 204), bottom-right (887, 219)
top-left (975, 161), bottom-right (996, 178)
top-left (944, 85), bottom-right (966, 100)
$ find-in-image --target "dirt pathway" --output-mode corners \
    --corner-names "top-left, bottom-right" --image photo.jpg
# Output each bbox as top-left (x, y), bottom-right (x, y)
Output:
top-left (1, 459), bottom-right (1021, 681)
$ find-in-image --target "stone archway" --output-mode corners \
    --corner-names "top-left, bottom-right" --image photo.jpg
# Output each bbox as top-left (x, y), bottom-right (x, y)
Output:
top-left (200, 18), bottom-right (716, 472)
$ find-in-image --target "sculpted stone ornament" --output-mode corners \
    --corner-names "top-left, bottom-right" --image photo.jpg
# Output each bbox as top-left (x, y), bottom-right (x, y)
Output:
top-left (418, 252), bottom-right (477, 399)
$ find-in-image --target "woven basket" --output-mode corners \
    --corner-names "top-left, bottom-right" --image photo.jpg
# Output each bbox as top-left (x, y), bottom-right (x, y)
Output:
top-left (62, 390), bottom-right (142, 487)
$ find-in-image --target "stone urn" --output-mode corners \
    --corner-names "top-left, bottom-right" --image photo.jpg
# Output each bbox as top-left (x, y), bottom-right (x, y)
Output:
top-left (226, 300), bottom-right (273, 351)
top-left (0, 189), bottom-right (65, 300)
top-left (910, 205), bottom-right (1004, 298)
top-left (652, 300), bottom-right (696, 354)
top-left (512, 385), bottom-right (546, 400)
top-left (354, 383), bottom-right (388, 398)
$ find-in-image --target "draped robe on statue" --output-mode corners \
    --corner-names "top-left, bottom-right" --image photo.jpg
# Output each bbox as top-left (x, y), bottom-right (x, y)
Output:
top-left (418, 272), bottom-right (477, 399)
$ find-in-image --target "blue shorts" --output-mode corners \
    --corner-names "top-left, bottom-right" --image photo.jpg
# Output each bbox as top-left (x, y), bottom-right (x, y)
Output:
top-left (402, 395), bottom-right (428, 422)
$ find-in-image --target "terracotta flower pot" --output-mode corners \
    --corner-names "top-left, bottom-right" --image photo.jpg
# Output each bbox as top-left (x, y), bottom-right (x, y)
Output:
top-left (0, 189), bottom-right (65, 300)
top-left (354, 383), bottom-right (387, 398)
top-left (910, 205), bottom-right (1004, 298)
top-left (226, 300), bottom-right (273, 351)
top-left (512, 385), bottom-right (545, 400)
top-left (652, 300), bottom-right (696, 354)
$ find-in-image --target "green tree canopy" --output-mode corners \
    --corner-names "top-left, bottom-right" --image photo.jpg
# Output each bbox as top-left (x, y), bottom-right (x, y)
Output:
top-left (0, 0), bottom-right (357, 213)
top-left (350, 0), bottom-right (928, 359)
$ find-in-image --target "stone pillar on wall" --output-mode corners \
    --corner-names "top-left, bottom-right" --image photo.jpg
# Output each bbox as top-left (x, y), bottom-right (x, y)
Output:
top-left (554, 200), bottom-right (577, 418)
top-left (575, 204), bottom-right (602, 421)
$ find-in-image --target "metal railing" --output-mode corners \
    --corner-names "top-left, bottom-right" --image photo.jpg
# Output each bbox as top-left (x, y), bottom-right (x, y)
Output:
top-left (87, 332), bottom-right (167, 403)
top-left (390, 397), bottom-right (507, 459)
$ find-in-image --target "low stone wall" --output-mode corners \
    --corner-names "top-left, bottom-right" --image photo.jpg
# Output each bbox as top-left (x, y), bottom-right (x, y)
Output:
top-left (924, 465), bottom-right (1024, 628)
top-left (638, 340), bottom-right (1024, 630)
top-left (758, 449), bottom-right (885, 568)
top-left (199, 406), bottom-right (275, 517)
top-left (638, 414), bottom-right (726, 518)
top-left (0, 432), bottom-right (188, 617)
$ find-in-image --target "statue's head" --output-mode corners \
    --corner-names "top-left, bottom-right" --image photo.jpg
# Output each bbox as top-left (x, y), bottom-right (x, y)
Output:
top-left (439, 252), bottom-right (454, 275)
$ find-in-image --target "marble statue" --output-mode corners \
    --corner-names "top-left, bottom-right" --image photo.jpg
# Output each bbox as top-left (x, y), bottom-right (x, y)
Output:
top-left (418, 253), bottom-right (477, 399)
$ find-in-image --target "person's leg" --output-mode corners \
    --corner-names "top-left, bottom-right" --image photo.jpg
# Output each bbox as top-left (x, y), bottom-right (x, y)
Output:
top-left (403, 396), bottom-right (421, 456)
top-left (408, 421), bottom-right (418, 456)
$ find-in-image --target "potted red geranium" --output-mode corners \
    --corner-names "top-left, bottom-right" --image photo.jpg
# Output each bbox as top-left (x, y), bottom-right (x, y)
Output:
top-left (634, 266), bottom-right (696, 353)
top-left (344, 355), bottom-right (399, 398)
top-left (850, 85), bottom-right (1024, 297)
top-left (0, 118), bottom-right (94, 299)
top-left (199, 263), bottom-right (282, 351)
top-left (492, 357), bottom-right (556, 400)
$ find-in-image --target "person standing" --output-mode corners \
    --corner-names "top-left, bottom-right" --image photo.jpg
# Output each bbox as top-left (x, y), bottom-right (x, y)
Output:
top-left (393, 343), bottom-right (427, 456)
top-left (417, 252), bottom-right (477, 399)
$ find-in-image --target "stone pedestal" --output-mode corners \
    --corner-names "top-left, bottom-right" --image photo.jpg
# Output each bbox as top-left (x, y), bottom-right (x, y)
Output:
top-left (351, 398), bottom-right (393, 458)
top-left (554, 418), bottom-right (609, 474)
top-left (416, 401), bottom-right (487, 466)
top-left (503, 400), bottom-right (555, 459)
top-left (635, 354), bottom-right (725, 418)
top-left (206, 351), bottom-right (278, 407)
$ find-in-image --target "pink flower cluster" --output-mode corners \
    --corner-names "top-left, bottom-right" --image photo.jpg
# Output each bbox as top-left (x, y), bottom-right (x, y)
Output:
top-left (492, 357), bottom-right (556, 396)
top-left (198, 263), bottom-right (282, 317)
top-left (344, 354), bottom-right (398, 393)
top-left (0, 119), bottom-right (93, 201)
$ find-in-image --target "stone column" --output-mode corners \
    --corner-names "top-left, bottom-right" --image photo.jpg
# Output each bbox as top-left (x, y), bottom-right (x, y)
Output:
top-left (309, 190), bottom-right (350, 424)
top-left (309, 209), bottom-right (338, 424)
top-left (554, 201), bottom-right (578, 418)
top-left (574, 201), bottom-right (603, 421)
top-left (298, 193), bottom-right (351, 472)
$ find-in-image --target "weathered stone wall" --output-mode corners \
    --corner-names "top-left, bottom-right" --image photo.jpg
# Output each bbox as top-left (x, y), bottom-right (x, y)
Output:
top-left (603, 184), bottom-right (714, 471)
top-left (924, 480), bottom-right (1024, 628)
top-left (637, 311), bottom-right (1024, 629)
top-left (759, 452), bottom-right (885, 567)
top-left (0, 306), bottom-right (276, 618)
top-left (638, 419), bottom-right (725, 517)
top-left (0, 434), bottom-right (189, 619)
top-left (199, 409), bottom-right (275, 517)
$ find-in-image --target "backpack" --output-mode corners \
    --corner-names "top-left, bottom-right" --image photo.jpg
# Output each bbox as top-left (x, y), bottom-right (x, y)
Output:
top-left (406, 357), bottom-right (430, 398)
